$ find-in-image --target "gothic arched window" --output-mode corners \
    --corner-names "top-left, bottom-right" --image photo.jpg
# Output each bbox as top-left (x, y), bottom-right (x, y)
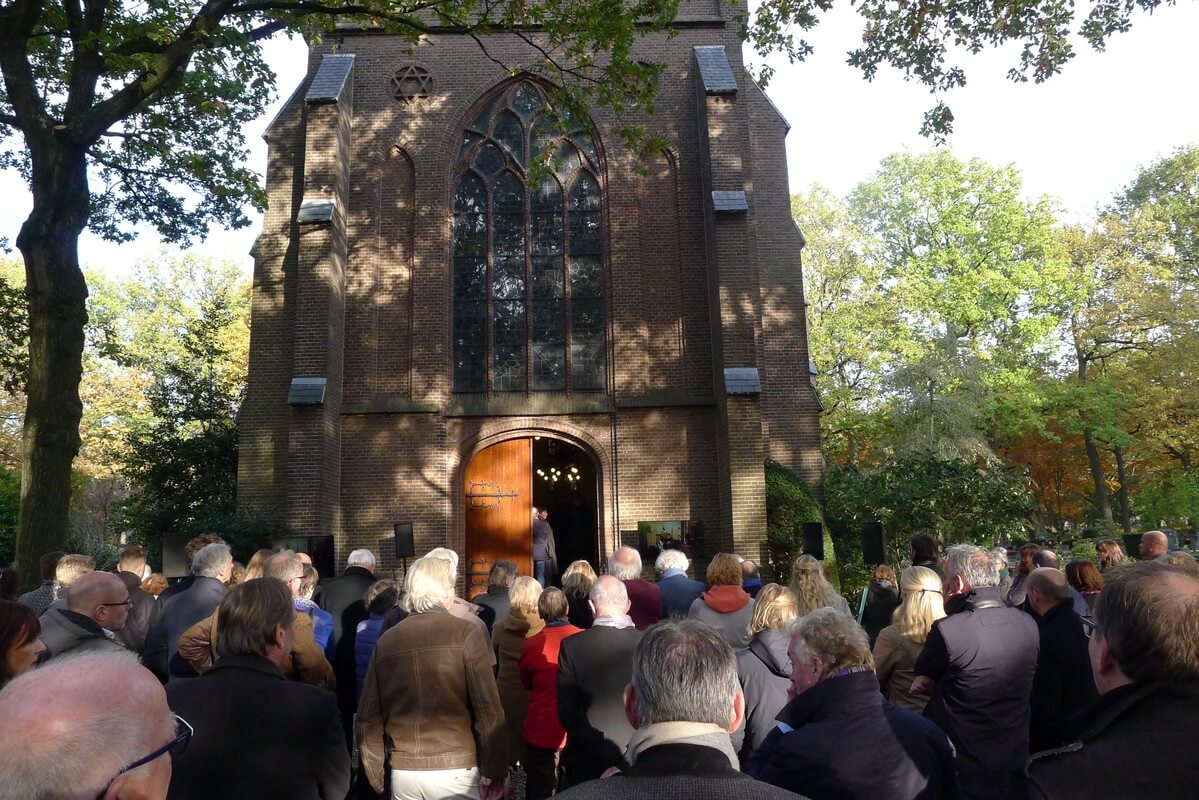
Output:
top-left (453, 82), bottom-right (606, 393)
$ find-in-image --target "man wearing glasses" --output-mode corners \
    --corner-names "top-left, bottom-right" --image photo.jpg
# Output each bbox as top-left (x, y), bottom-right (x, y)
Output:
top-left (0, 650), bottom-right (181, 799)
top-left (38, 571), bottom-right (133, 660)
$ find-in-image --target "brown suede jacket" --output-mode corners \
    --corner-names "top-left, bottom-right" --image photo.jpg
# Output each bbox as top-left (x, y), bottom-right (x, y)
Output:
top-left (355, 606), bottom-right (507, 792)
top-left (178, 607), bottom-right (335, 689)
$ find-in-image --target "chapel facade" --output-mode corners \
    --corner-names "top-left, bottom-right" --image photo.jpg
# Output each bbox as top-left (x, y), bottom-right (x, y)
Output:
top-left (237, 0), bottom-right (822, 588)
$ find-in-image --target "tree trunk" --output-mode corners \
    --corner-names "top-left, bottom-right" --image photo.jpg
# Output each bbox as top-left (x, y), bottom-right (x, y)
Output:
top-left (1113, 444), bottom-right (1132, 533)
top-left (13, 142), bottom-right (90, 591)
top-left (1082, 428), bottom-right (1113, 525)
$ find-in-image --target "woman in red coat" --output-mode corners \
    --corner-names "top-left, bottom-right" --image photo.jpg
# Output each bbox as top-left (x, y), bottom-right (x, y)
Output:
top-left (520, 587), bottom-right (583, 800)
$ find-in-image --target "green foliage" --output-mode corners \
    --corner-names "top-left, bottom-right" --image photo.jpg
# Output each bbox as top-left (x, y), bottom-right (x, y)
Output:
top-left (116, 259), bottom-right (250, 560)
top-left (1069, 538), bottom-right (1099, 566)
top-left (823, 454), bottom-right (1035, 596)
top-left (1136, 473), bottom-right (1199, 533)
top-left (763, 460), bottom-right (837, 589)
top-left (0, 464), bottom-right (20, 566)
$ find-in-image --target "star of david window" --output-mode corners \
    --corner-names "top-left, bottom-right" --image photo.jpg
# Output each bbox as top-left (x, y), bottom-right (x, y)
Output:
top-left (452, 82), bottom-right (606, 393)
top-left (392, 65), bottom-right (431, 103)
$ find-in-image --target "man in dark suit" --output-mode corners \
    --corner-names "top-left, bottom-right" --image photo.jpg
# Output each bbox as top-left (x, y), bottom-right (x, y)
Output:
top-left (167, 577), bottom-right (350, 799)
top-left (143, 543), bottom-right (232, 681)
top-left (319, 548), bottom-right (377, 743)
top-left (655, 548), bottom-right (705, 618)
top-left (556, 619), bottom-right (805, 800)
top-left (1025, 567), bottom-right (1098, 751)
top-left (558, 576), bottom-right (644, 785)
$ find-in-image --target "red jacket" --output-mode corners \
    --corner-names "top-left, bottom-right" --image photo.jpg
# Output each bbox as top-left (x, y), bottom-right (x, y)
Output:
top-left (519, 621), bottom-right (583, 749)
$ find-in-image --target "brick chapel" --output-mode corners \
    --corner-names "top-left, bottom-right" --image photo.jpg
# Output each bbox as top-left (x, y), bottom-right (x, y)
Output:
top-left (237, 0), bottom-right (823, 590)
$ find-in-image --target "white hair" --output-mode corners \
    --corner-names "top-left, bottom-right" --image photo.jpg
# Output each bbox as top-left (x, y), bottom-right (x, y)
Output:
top-left (404, 556), bottom-right (455, 613)
top-left (607, 547), bottom-right (642, 581)
top-left (192, 543), bottom-right (232, 578)
top-left (945, 544), bottom-right (1001, 589)
top-left (589, 575), bottom-right (630, 616)
top-left (655, 548), bottom-right (690, 574)
top-left (425, 547), bottom-right (460, 575)
top-left (0, 651), bottom-right (173, 799)
top-left (347, 549), bottom-right (377, 570)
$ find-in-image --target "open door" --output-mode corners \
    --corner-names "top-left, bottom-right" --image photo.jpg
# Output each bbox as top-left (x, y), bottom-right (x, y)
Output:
top-left (464, 438), bottom-right (533, 597)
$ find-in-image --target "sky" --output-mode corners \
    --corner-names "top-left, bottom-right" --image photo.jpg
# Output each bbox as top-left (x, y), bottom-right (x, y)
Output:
top-left (1, 2), bottom-right (1196, 276)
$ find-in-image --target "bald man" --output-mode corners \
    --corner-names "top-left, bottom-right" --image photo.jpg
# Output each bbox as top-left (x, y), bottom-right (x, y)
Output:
top-left (1026, 568), bottom-right (1098, 751)
top-left (39, 570), bottom-right (132, 660)
top-left (0, 651), bottom-right (177, 799)
top-left (1140, 530), bottom-right (1169, 561)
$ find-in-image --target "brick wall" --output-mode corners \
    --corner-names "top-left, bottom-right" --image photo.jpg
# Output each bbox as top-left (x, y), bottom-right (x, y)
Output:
top-left (238, 5), bottom-right (822, 574)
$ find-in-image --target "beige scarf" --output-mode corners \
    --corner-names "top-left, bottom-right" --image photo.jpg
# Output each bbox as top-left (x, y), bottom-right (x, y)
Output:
top-left (623, 721), bottom-right (739, 769)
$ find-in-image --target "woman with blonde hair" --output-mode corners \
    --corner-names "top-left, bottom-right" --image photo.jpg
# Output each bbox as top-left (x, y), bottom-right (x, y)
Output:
top-left (242, 548), bottom-right (273, 581)
top-left (561, 559), bottom-right (596, 629)
top-left (789, 554), bottom-right (852, 618)
top-left (735, 584), bottom-right (798, 767)
top-left (872, 565), bottom-right (945, 712)
top-left (1096, 539), bottom-right (1126, 572)
top-left (492, 575), bottom-right (545, 767)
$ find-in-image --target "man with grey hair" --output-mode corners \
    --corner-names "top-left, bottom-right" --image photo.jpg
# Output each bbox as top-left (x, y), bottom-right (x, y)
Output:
top-left (38, 571), bottom-right (132, 660)
top-left (556, 619), bottom-right (802, 800)
top-left (0, 651), bottom-right (177, 799)
top-left (750, 608), bottom-right (957, 799)
top-left (144, 542), bottom-right (232, 680)
top-left (913, 544), bottom-right (1038, 800)
top-left (609, 546), bottom-right (660, 630)
top-left (657, 548), bottom-right (705, 618)
top-left (558, 575), bottom-right (645, 784)
top-left (474, 559), bottom-right (517, 633)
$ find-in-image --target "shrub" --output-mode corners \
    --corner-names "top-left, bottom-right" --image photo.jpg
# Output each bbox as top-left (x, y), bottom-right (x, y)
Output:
top-left (764, 460), bottom-right (839, 590)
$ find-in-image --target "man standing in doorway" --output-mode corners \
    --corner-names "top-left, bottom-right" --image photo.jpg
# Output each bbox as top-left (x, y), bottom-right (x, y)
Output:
top-left (534, 508), bottom-right (555, 587)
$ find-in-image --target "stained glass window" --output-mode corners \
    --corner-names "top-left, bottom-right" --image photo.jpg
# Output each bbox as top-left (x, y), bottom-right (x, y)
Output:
top-left (452, 81), bottom-right (605, 393)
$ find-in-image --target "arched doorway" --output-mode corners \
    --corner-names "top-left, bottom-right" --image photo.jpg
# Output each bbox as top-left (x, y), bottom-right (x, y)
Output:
top-left (464, 436), bottom-right (600, 596)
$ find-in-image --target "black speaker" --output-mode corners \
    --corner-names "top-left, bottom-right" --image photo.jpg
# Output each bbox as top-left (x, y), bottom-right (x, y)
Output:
top-left (802, 522), bottom-right (825, 561)
top-left (162, 536), bottom-right (189, 579)
top-left (1122, 534), bottom-right (1141, 559)
top-left (861, 521), bottom-right (886, 566)
top-left (394, 523), bottom-right (415, 559)
top-left (307, 535), bottom-right (335, 581)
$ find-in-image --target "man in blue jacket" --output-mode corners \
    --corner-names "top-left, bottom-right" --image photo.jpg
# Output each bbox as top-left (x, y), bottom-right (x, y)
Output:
top-left (656, 548), bottom-right (705, 618)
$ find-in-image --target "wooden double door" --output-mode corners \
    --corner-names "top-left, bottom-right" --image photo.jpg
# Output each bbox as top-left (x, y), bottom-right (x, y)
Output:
top-left (464, 438), bottom-right (533, 597)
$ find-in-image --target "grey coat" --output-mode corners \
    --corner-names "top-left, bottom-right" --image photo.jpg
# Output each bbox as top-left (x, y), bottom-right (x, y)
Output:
top-left (735, 629), bottom-right (793, 767)
top-left (687, 594), bottom-right (756, 649)
top-left (38, 608), bottom-right (129, 660)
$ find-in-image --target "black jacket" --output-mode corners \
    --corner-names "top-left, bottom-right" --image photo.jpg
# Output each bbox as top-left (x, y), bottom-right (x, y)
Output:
top-left (473, 585), bottom-right (511, 635)
top-left (113, 570), bottom-right (156, 653)
top-left (143, 576), bottom-right (227, 680)
top-left (319, 565), bottom-right (375, 720)
top-left (557, 624), bottom-right (643, 783)
top-left (749, 671), bottom-right (958, 800)
top-left (1028, 601), bottom-right (1098, 752)
top-left (1026, 682), bottom-right (1199, 800)
top-left (735, 629), bottom-right (792, 768)
top-left (557, 743), bottom-right (807, 800)
top-left (166, 654), bottom-right (350, 800)
top-left (914, 586), bottom-right (1039, 800)
top-left (861, 582), bottom-right (901, 647)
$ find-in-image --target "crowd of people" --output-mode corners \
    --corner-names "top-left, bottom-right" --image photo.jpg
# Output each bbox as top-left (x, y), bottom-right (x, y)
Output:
top-left (1, 530), bottom-right (1197, 800)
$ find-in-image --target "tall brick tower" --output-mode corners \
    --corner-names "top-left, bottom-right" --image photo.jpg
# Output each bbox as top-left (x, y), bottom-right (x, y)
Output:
top-left (238, 0), bottom-right (822, 585)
